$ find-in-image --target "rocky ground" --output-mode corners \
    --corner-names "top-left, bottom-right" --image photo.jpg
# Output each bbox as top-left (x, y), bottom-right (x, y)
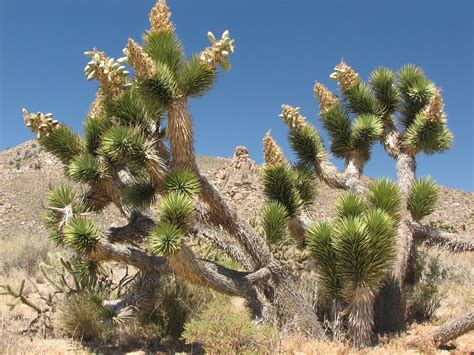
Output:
top-left (1, 140), bottom-right (473, 353)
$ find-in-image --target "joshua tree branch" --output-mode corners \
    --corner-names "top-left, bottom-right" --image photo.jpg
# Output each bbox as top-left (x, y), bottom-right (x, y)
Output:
top-left (408, 311), bottom-right (474, 348)
top-left (409, 222), bottom-right (474, 252)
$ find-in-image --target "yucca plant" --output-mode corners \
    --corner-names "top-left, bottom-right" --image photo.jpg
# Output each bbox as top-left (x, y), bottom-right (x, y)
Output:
top-left (308, 180), bottom-right (398, 347)
top-left (408, 176), bottom-right (439, 222)
top-left (22, 0), bottom-right (471, 347)
top-left (270, 58), bottom-right (458, 338)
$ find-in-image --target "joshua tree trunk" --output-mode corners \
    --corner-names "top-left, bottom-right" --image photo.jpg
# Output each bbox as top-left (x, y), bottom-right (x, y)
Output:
top-left (167, 98), bottom-right (199, 172)
top-left (347, 288), bottom-right (375, 348)
top-left (375, 152), bottom-right (416, 333)
top-left (408, 311), bottom-right (474, 348)
top-left (344, 155), bottom-right (365, 194)
top-left (330, 298), bottom-right (345, 341)
top-left (165, 99), bottom-right (325, 336)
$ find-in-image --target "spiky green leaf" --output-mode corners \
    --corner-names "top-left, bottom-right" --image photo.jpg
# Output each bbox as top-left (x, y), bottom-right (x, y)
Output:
top-left (351, 114), bottom-right (383, 151)
top-left (68, 153), bottom-right (106, 184)
top-left (289, 124), bottom-right (326, 167)
top-left (145, 31), bottom-right (184, 74)
top-left (48, 230), bottom-right (64, 247)
top-left (164, 170), bottom-right (200, 197)
top-left (160, 192), bottom-right (195, 231)
top-left (261, 201), bottom-right (289, 244)
top-left (63, 217), bottom-right (101, 254)
top-left (294, 164), bottom-right (317, 206)
top-left (397, 65), bottom-right (436, 125)
top-left (101, 126), bottom-right (153, 167)
top-left (319, 104), bottom-right (352, 158)
top-left (178, 55), bottom-right (216, 98)
top-left (367, 178), bottom-right (401, 223)
top-left (307, 221), bottom-right (341, 299)
top-left (138, 63), bottom-right (179, 107)
top-left (402, 113), bottom-right (453, 155)
top-left (334, 192), bottom-right (367, 218)
top-left (105, 88), bottom-right (160, 130)
top-left (39, 125), bottom-right (84, 164)
top-left (150, 222), bottom-right (182, 255)
top-left (332, 216), bottom-right (393, 295)
top-left (369, 67), bottom-right (399, 116)
top-left (83, 114), bottom-right (112, 154)
top-left (408, 177), bottom-right (439, 221)
top-left (47, 184), bottom-right (78, 209)
top-left (261, 164), bottom-right (302, 217)
top-left (123, 180), bottom-right (157, 209)
top-left (344, 81), bottom-right (382, 116)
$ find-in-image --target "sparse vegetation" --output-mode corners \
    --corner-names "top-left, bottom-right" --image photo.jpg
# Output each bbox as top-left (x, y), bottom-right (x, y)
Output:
top-left (0, 0), bottom-right (472, 353)
top-left (183, 296), bottom-right (278, 353)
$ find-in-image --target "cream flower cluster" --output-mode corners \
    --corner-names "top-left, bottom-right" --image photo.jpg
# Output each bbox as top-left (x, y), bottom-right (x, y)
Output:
top-left (263, 130), bottom-right (286, 167)
top-left (279, 104), bottom-right (307, 132)
top-left (425, 89), bottom-right (446, 123)
top-left (22, 109), bottom-right (59, 138)
top-left (330, 60), bottom-right (359, 92)
top-left (200, 30), bottom-right (235, 72)
top-left (149, 0), bottom-right (174, 34)
top-left (84, 50), bottom-right (129, 98)
top-left (124, 38), bottom-right (156, 78)
top-left (314, 82), bottom-right (338, 114)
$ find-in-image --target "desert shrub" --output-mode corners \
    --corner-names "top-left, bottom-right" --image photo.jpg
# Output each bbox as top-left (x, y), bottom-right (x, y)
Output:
top-left (407, 250), bottom-right (447, 322)
top-left (183, 296), bottom-right (278, 353)
top-left (0, 234), bottom-right (50, 275)
top-left (429, 220), bottom-right (457, 233)
top-left (59, 291), bottom-right (113, 341)
top-left (148, 275), bottom-right (213, 339)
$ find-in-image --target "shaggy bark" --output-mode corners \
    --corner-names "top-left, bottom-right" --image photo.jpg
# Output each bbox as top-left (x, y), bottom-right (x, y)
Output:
top-left (410, 222), bottom-right (474, 251)
top-left (316, 159), bottom-right (348, 189)
top-left (343, 155), bottom-right (365, 194)
top-left (375, 152), bottom-right (417, 333)
top-left (347, 288), bottom-right (376, 348)
top-left (330, 298), bottom-right (346, 341)
top-left (408, 311), bottom-right (474, 348)
top-left (167, 98), bottom-right (199, 172)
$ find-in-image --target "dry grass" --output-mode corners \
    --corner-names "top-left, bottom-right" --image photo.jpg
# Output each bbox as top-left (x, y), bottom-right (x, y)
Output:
top-left (0, 234), bottom-right (50, 276)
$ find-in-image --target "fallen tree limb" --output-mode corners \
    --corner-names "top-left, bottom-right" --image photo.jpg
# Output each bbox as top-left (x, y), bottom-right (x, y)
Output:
top-left (409, 222), bottom-right (474, 252)
top-left (408, 311), bottom-right (474, 348)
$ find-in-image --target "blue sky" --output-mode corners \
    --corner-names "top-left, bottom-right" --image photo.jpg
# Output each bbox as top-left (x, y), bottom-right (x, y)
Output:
top-left (1, 0), bottom-right (473, 191)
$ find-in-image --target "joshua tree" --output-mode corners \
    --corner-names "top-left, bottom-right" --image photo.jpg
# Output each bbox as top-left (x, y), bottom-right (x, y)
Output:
top-left (22, 0), bottom-right (474, 348)
top-left (263, 59), bottom-right (473, 344)
top-left (22, 0), bottom-right (325, 337)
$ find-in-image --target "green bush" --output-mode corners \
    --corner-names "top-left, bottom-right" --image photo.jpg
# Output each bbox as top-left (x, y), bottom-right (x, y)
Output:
top-left (0, 234), bottom-right (50, 275)
top-left (183, 296), bottom-right (278, 353)
top-left (148, 275), bottom-right (213, 339)
top-left (59, 291), bottom-right (113, 341)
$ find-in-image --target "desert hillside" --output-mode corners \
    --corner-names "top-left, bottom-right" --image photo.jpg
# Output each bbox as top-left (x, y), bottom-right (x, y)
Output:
top-left (1, 140), bottom-right (473, 353)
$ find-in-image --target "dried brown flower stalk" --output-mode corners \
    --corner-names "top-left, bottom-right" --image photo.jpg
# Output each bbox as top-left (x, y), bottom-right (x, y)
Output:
top-left (148, 0), bottom-right (174, 34)
top-left (125, 38), bottom-right (156, 78)
top-left (314, 82), bottom-right (338, 113)
top-left (263, 130), bottom-right (286, 167)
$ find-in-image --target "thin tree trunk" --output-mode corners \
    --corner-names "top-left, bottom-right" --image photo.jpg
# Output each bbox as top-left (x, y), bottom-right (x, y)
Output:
top-left (375, 152), bottom-right (416, 333)
top-left (167, 98), bottom-right (199, 172)
top-left (166, 99), bottom-right (325, 337)
top-left (344, 155), bottom-right (365, 194)
top-left (408, 311), bottom-right (474, 348)
top-left (330, 298), bottom-right (345, 341)
top-left (347, 288), bottom-right (375, 348)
